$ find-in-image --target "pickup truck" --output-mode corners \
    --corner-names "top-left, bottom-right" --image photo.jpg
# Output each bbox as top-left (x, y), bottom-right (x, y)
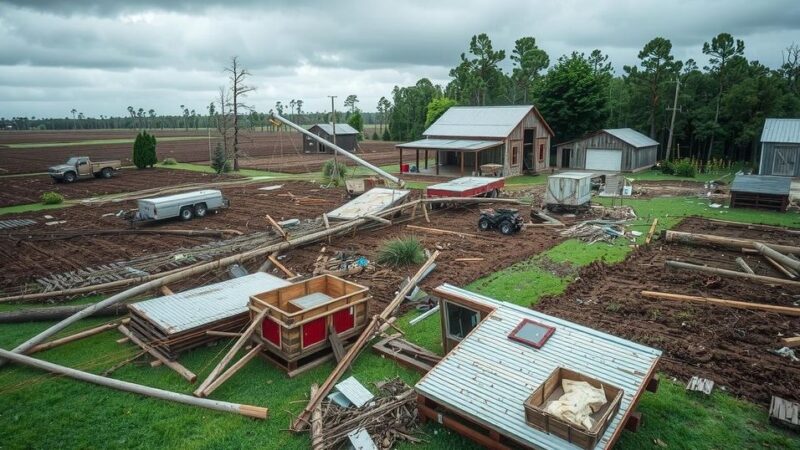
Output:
top-left (48, 156), bottom-right (121, 183)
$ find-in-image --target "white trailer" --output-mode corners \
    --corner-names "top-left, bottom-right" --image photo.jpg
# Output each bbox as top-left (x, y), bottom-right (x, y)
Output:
top-left (545, 172), bottom-right (593, 211)
top-left (135, 189), bottom-right (229, 222)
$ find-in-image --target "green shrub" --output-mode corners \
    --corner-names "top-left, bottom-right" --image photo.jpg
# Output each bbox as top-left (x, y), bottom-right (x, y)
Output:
top-left (322, 159), bottom-right (348, 185)
top-left (40, 191), bottom-right (64, 205)
top-left (162, 157), bottom-right (178, 165)
top-left (211, 143), bottom-right (231, 174)
top-left (377, 237), bottom-right (425, 266)
top-left (382, 128), bottom-right (391, 141)
top-left (372, 131), bottom-right (379, 140)
top-left (132, 130), bottom-right (158, 169)
top-left (674, 158), bottom-right (697, 177)
top-left (660, 160), bottom-right (675, 175)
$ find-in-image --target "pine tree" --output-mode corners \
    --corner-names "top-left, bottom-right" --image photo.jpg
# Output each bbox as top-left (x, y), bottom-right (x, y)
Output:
top-left (382, 128), bottom-right (391, 141)
top-left (211, 142), bottom-right (229, 173)
top-left (132, 131), bottom-right (147, 169)
top-left (146, 132), bottom-right (158, 167)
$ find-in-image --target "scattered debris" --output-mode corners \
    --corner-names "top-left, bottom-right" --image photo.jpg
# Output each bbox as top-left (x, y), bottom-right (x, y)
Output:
top-left (686, 376), bottom-right (714, 395)
top-left (258, 184), bottom-right (283, 191)
top-left (0, 219), bottom-right (37, 230)
top-left (372, 336), bottom-right (442, 373)
top-left (560, 220), bottom-right (630, 245)
top-left (770, 346), bottom-right (799, 362)
top-left (328, 376), bottom-right (375, 408)
top-left (45, 220), bottom-right (67, 226)
top-left (769, 396), bottom-right (800, 430)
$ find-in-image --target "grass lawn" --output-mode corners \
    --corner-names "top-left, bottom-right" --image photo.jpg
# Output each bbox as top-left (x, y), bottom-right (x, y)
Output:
top-left (0, 201), bottom-right (71, 216)
top-left (628, 168), bottom-right (736, 183)
top-left (1, 196), bottom-right (799, 449)
top-left (4, 136), bottom-right (210, 149)
top-left (156, 161), bottom-right (314, 180)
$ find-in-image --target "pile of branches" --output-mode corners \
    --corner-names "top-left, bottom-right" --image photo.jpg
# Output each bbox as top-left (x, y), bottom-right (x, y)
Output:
top-left (560, 220), bottom-right (628, 245)
top-left (590, 205), bottom-right (637, 221)
top-left (317, 378), bottom-right (420, 449)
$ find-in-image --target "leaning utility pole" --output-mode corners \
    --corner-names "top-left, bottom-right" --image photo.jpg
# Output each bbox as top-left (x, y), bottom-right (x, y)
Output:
top-left (665, 77), bottom-right (681, 162)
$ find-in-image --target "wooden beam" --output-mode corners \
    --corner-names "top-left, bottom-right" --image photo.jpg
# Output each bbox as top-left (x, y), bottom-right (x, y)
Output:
top-left (764, 255), bottom-right (798, 279)
top-left (364, 214), bottom-right (392, 225)
top-left (268, 254), bottom-right (295, 278)
top-left (640, 290), bottom-right (800, 316)
top-left (735, 257), bottom-right (755, 274)
top-left (645, 218), bottom-right (658, 245)
top-left (406, 224), bottom-right (476, 238)
top-left (265, 214), bottom-right (288, 240)
top-left (117, 325), bottom-right (197, 382)
top-left (206, 330), bottom-right (243, 338)
top-left (665, 260), bottom-right (800, 288)
top-left (201, 344), bottom-right (263, 397)
top-left (28, 322), bottom-right (118, 354)
top-left (755, 242), bottom-right (800, 273)
top-left (322, 213), bottom-right (331, 244)
top-left (160, 286), bottom-right (174, 296)
top-left (782, 336), bottom-right (800, 348)
top-left (421, 203), bottom-right (430, 224)
top-left (310, 384), bottom-right (324, 450)
top-left (0, 348), bottom-right (268, 420)
top-left (663, 230), bottom-right (800, 255)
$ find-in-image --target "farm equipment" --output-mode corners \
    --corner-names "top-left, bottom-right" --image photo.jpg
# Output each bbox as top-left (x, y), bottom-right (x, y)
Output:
top-left (124, 189), bottom-right (229, 224)
top-left (478, 208), bottom-right (524, 235)
top-left (48, 156), bottom-right (121, 183)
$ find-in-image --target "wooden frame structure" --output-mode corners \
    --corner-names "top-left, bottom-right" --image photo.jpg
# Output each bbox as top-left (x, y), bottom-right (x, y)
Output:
top-left (249, 275), bottom-right (371, 374)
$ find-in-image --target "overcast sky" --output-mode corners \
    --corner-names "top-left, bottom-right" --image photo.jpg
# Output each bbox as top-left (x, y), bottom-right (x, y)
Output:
top-left (1, 0), bottom-right (799, 118)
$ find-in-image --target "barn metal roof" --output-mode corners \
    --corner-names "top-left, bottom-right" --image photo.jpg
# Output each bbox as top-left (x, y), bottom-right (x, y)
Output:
top-left (761, 118), bottom-right (800, 144)
top-left (731, 174), bottom-right (791, 195)
top-left (603, 128), bottom-right (659, 148)
top-left (128, 273), bottom-right (290, 334)
top-left (396, 138), bottom-right (503, 151)
top-left (312, 123), bottom-right (359, 135)
top-left (423, 106), bottom-right (535, 138)
top-left (416, 284), bottom-right (661, 450)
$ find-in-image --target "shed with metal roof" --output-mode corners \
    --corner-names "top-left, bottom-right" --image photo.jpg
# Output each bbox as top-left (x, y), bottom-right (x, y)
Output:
top-left (304, 123), bottom-right (359, 154)
top-left (554, 128), bottom-right (659, 173)
top-left (397, 105), bottom-right (554, 177)
top-left (416, 284), bottom-right (661, 450)
top-left (730, 174), bottom-right (791, 212)
top-left (758, 118), bottom-right (800, 177)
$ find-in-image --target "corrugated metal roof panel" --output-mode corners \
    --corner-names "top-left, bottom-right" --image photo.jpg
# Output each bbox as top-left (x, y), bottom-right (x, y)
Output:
top-left (415, 284), bottom-right (661, 450)
top-left (424, 106), bottom-right (533, 138)
top-left (427, 176), bottom-right (503, 193)
top-left (327, 187), bottom-right (410, 220)
top-left (603, 128), bottom-right (659, 148)
top-left (761, 118), bottom-right (800, 143)
top-left (396, 138), bottom-right (503, 151)
top-left (549, 171), bottom-right (595, 180)
top-left (333, 376), bottom-right (375, 407)
top-left (347, 428), bottom-right (378, 450)
top-left (313, 123), bottom-right (359, 135)
top-left (731, 174), bottom-right (791, 195)
top-left (129, 273), bottom-right (290, 334)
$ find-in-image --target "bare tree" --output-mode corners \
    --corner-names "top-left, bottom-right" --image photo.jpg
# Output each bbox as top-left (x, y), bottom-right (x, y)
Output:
top-left (224, 56), bottom-right (255, 171)
top-left (215, 87), bottom-right (232, 161)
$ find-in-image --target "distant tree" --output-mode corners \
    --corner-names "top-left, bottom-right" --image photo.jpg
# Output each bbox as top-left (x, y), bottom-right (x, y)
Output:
top-left (215, 87), bottom-right (232, 161)
top-left (211, 142), bottom-right (230, 173)
top-left (377, 96), bottom-right (392, 134)
top-left (372, 131), bottom-right (379, 140)
top-left (425, 97), bottom-right (456, 128)
top-left (225, 56), bottom-right (255, 171)
top-left (510, 36), bottom-right (549, 103)
top-left (132, 130), bottom-right (157, 169)
top-left (71, 108), bottom-right (77, 129)
top-left (295, 100), bottom-right (304, 123)
top-left (344, 95), bottom-right (359, 113)
top-left (446, 33), bottom-right (506, 105)
top-left (148, 109), bottom-right (156, 129)
top-left (382, 128), bottom-right (391, 141)
top-left (347, 110), bottom-right (364, 140)
top-left (388, 78), bottom-right (441, 141)
top-left (702, 32), bottom-right (745, 160)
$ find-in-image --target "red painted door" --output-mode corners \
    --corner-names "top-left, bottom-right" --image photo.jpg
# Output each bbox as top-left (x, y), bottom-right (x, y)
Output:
top-left (262, 317), bottom-right (280, 347)
top-left (333, 307), bottom-right (355, 333)
top-left (302, 317), bottom-right (326, 348)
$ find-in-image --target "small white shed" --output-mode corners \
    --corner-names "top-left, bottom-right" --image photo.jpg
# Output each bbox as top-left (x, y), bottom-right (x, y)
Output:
top-left (545, 172), bottom-right (593, 208)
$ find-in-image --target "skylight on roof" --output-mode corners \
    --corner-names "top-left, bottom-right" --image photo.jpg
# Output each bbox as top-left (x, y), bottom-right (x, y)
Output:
top-left (508, 319), bottom-right (555, 349)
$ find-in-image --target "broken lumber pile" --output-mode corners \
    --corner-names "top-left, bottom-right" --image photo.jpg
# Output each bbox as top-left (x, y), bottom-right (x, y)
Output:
top-left (664, 260), bottom-right (800, 288)
top-left (560, 220), bottom-right (628, 245)
top-left (372, 336), bottom-right (442, 373)
top-left (663, 230), bottom-right (800, 255)
top-left (641, 290), bottom-right (800, 316)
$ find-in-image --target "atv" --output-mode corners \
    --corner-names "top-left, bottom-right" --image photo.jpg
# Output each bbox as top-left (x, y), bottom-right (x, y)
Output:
top-left (478, 208), bottom-right (524, 235)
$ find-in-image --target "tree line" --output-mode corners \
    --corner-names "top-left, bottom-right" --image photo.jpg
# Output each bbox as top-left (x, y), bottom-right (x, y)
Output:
top-left (387, 33), bottom-right (800, 165)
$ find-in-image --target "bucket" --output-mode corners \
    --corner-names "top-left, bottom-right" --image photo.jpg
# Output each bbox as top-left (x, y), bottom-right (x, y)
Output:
top-left (400, 163), bottom-right (410, 173)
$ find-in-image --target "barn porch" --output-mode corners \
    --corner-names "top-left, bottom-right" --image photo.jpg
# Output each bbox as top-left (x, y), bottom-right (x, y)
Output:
top-left (396, 139), bottom-right (504, 177)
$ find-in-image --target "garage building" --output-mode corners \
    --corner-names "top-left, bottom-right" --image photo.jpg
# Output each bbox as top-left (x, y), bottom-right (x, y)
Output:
top-left (757, 118), bottom-right (800, 177)
top-left (304, 123), bottom-right (359, 154)
top-left (555, 128), bottom-right (658, 173)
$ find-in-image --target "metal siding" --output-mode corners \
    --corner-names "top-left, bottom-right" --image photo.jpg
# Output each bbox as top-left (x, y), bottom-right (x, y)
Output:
top-left (129, 273), bottom-right (290, 334)
top-left (760, 118), bottom-right (800, 144)
top-left (759, 142), bottom-right (800, 177)
top-left (313, 123), bottom-right (359, 135)
top-left (326, 188), bottom-right (410, 220)
top-left (603, 128), bottom-right (659, 148)
top-left (416, 284), bottom-right (661, 450)
top-left (335, 376), bottom-right (375, 408)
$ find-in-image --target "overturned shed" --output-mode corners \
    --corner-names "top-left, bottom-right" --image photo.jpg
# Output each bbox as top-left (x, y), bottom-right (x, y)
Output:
top-left (416, 284), bottom-right (661, 449)
top-left (127, 273), bottom-right (290, 360)
top-left (729, 174), bottom-right (791, 212)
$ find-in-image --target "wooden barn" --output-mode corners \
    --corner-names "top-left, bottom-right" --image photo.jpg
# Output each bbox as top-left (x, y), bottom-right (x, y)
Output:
top-left (758, 118), bottom-right (800, 177)
top-left (397, 105), bottom-right (554, 177)
top-left (555, 128), bottom-right (658, 173)
top-left (304, 123), bottom-right (359, 154)
top-left (248, 275), bottom-right (371, 376)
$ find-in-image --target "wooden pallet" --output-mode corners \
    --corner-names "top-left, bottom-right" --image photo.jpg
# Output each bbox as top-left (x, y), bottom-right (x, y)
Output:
top-left (770, 396), bottom-right (800, 430)
top-left (730, 191), bottom-right (789, 212)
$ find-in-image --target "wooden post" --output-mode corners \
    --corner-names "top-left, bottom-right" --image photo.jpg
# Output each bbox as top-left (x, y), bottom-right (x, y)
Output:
top-left (399, 147), bottom-right (403, 170)
top-left (310, 384), bottom-right (324, 450)
top-left (425, 150), bottom-right (429, 169)
top-left (422, 202), bottom-right (431, 224)
top-left (735, 257), bottom-right (755, 274)
top-left (416, 149), bottom-right (419, 172)
top-left (28, 322), bottom-right (119, 354)
top-left (201, 344), bottom-right (263, 397)
top-left (764, 255), bottom-right (798, 279)
top-left (322, 213), bottom-right (331, 244)
top-left (435, 150), bottom-right (439, 175)
top-left (641, 290), bottom-right (800, 316)
top-left (118, 325), bottom-right (197, 383)
top-left (265, 215), bottom-right (288, 240)
top-left (474, 152), bottom-right (479, 176)
top-left (645, 218), bottom-right (658, 245)
top-left (460, 152), bottom-right (465, 176)
top-left (268, 254), bottom-right (295, 278)
top-left (755, 243), bottom-right (800, 273)
top-left (665, 260), bottom-right (800, 288)
top-left (0, 348), bottom-right (268, 420)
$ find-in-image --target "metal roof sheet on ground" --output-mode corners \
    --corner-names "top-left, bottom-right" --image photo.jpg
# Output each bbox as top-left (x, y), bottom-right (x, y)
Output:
top-left (332, 376), bottom-right (375, 408)
top-left (423, 106), bottom-right (534, 138)
top-left (326, 187), bottom-right (410, 220)
top-left (312, 123), bottom-right (359, 135)
top-left (427, 176), bottom-right (503, 193)
top-left (760, 118), bottom-right (800, 143)
top-left (548, 171), bottom-right (595, 180)
top-left (140, 189), bottom-right (222, 204)
top-left (416, 284), bottom-right (661, 450)
top-left (128, 273), bottom-right (290, 334)
top-left (396, 138), bottom-right (503, 151)
top-left (731, 174), bottom-right (791, 195)
top-left (603, 128), bottom-right (659, 148)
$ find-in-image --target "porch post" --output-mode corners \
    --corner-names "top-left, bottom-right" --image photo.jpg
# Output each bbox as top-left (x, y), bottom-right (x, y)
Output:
top-left (460, 152), bottom-right (465, 176)
top-left (474, 152), bottom-right (479, 176)
top-left (425, 150), bottom-right (429, 169)
top-left (435, 151), bottom-right (439, 175)
top-left (399, 148), bottom-right (403, 169)
top-left (416, 149), bottom-right (420, 172)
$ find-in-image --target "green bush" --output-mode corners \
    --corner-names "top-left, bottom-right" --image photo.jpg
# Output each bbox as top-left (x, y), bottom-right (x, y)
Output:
top-left (211, 143), bottom-right (231, 174)
top-left (132, 130), bottom-right (158, 169)
top-left (382, 128), bottom-right (391, 141)
top-left (660, 160), bottom-right (675, 175)
top-left (322, 159), bottom-right (348, 185)
top-left (674, 159), bottom-right (697, 177)
top-left (40, 191), bottom-right (64, 205)
top-left (377, 237), bottom-right (425, 266)
top-left (162, 157), bottom-right (178, 165)
top-left (372, 131), bottom-right (379, 140)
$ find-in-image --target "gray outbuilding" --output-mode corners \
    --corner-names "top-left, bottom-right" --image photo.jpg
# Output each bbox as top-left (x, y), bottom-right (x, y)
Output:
top-left (758, 118), bottom-right (800, 177)
top-left (304, 123), bottom-right (359, 154)
top-left (555, 128), bottom-right (659, 173)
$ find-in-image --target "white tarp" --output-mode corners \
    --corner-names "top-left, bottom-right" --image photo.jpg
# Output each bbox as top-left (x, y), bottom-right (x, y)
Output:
top-left (545, 379), bottom-right (608, 431)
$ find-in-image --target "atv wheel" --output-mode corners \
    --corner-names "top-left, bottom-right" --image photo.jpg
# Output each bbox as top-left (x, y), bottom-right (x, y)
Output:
top-left (179, 207), bottom-right (194, 221)
top-left (478, 218), bottom-right (491, 231)
top-left (499, 220), bottom-right (515, 235)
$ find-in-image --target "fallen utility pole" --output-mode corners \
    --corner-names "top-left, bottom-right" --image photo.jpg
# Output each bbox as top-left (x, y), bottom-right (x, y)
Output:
top-left (3, 228), bottom-right (242, 241)
top-left (754, 243), bottom-right (800, 273)
top-left (291, 250), bottom-right (439, 431)
top-left (663, 230), bottom-right (800, 255)
top-left (0, 303), bottom-right (129, 324)
top-left (665, 260), bottom-right (800, 288)
top-left (0, 348), bottom-right (268, 419)
top-left (735, 257), bottom-right (755, 274)
top-left (641, 291), bottom-right (800, 316)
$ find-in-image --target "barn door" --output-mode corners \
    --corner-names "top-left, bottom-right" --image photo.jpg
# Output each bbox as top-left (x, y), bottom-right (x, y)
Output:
top-left (773, 147), bottom-right (798, 176)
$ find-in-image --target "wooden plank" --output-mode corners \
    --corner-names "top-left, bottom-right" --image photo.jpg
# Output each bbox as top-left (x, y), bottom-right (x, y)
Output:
top-left (201, 344), bottom-right (264, 397)
top-left (665, 260), bottom-right (800, 288)
top-left (641, 290), bottom-right (800, 316)
top-left (764, 255), bottom-right (798, 279)
top-left (645, 218), bottom-right (658, 245)
top-left (422, 203), bottom-right (430, 223)
top-left (770, 396), bottom-right (800, 430)
top-left (268, 255), bottom-right (295, 278)
top-left (310, 384), bottom-right (323, 450)
top-left (328, 324), bottom-right (345, 363)
top-left (160, 286), bottom-right (174, 296)
top-left (406, 224), bottom-right (477, 238)
top-left (29, 322), bottom-right (119, 354)
top-left (782, 336), bottom-right (800, 348)
top-left (685, 376), bottom-right (714, 395)
top-left (265, 214), bottom-right (288, 240)
top-left (364, 214), bottom-right (392, 225)
top-left (117, 325), bottom-right (197, 383)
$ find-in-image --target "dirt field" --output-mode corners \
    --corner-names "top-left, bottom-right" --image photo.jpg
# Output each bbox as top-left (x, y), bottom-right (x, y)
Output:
top-left (0, 169), bottom-right (238, 207)
top-left (0, 130), bottom-right (398, 175)
top-left (536, 217), bottom-right (800, 405)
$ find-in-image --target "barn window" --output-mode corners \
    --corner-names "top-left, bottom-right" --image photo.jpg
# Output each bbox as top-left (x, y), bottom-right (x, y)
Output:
top-left (512, 146), bottom-right (519, 165)
top-left (508, 319), bottom-right (555, 349)
top-left (538, 144), bottom-right (545, 161)
top-left (444, 301), bottom-right (479, 340)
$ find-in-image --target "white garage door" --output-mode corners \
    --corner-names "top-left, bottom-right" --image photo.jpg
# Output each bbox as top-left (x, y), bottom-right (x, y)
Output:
top-left (586, 148), bottom-right (622, 171)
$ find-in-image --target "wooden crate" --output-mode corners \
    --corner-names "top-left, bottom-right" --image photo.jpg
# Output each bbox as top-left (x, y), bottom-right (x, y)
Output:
top-left (524, 367), bottom-right (623, 450)
top-left (730, 191), bottom-right (789, 212)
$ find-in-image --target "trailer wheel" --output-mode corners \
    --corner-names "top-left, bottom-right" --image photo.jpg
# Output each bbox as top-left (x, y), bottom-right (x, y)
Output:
top-left (499, 220), bottom-right (515, 235)
top-left (179, 206), bottom-right (194, 221)
top-left (194, 203), bottom-right (208, 218)
top-left (63, 171), bottom-right (77, 183)
top-left (101, 167), bottom-right (113, 178)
